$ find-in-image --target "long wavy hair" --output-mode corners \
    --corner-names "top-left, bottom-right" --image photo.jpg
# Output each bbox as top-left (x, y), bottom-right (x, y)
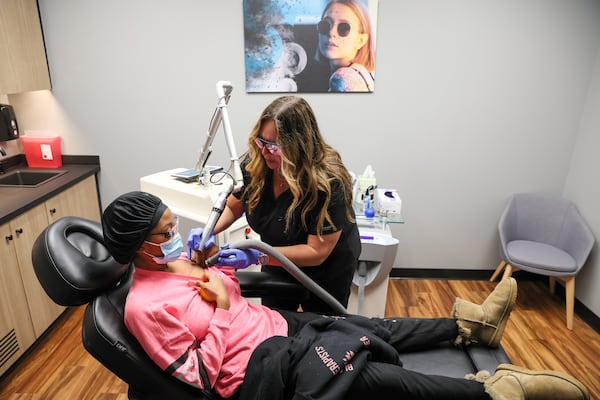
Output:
top-left (244, 96), bottom-right (354, 239)
top-left (315, 0), bottom-right (376, 72)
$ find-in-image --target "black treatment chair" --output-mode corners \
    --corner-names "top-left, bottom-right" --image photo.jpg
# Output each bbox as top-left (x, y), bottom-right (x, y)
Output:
top-left (32, 216), bottom-right (511, 400)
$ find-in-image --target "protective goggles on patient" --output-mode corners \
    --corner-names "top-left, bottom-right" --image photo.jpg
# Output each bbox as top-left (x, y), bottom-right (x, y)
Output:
top-left (147, 216), bottom-right (179, 240)
top-left (317, 18), bottom-right (352, 37)
top-left (143, 217), bottom-right (183, 264)
top-left (254, 137), bottom-right (281, 155)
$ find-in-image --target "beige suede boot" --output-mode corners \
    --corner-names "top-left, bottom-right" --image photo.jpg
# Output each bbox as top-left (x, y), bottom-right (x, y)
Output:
top-left (452, 277), bottom-right (517, 347)
top-left (484, 364), bottom-right (589, 400)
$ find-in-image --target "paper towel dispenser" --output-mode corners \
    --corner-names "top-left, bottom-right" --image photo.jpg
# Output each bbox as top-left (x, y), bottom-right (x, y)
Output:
top-left (0, 104), bottom-right (20, 141)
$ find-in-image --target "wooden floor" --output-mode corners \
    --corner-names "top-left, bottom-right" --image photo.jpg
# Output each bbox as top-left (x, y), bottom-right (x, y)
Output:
top-left (0, 279), bottom-right (599, 399)
top-left (385, 279), bottom-right (600, 399)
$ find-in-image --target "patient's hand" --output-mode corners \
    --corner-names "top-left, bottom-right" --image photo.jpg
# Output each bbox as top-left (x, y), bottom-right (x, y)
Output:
top-left (189, 273), bottom-right (230, 310)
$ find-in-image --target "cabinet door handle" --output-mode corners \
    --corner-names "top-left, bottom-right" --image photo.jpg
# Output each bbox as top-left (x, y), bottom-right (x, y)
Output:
top-left (49, 208), bottom-right (57, 215)
top-left (15, 228), bottom-right (23, 236)
top-left (5, 234), bottom-right (13, 241)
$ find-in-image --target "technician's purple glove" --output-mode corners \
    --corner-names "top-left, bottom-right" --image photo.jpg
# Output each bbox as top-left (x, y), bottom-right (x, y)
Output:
top-left (216, 248), bottom-right (265, 269)
top-left (186, 227), bottom-right (217, 259)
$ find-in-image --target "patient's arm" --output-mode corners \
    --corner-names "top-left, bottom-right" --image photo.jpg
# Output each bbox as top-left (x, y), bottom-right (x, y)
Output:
top-left (165, 308), bottom-right (232, 391)
top-left (124, 275), bottom-right (234, 392)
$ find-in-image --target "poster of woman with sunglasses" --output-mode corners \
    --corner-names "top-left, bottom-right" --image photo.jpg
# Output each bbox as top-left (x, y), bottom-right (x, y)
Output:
top-left (243, 0), bottom-right (377, 93)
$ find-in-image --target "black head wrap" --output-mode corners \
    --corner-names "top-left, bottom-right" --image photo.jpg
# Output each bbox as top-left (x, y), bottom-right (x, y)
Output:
top-left (102, 191), bottom-right (167, 264)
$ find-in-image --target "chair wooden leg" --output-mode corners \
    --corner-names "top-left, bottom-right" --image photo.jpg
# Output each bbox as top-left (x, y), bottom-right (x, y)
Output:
top-left (549, 277), bottom-right (556, 294)
top-left (563, 276), bottom-right (575, 330)
top-left (490, 261), bottom-right (506, 282)
top-left (502, 264), bottom-right (517, 280)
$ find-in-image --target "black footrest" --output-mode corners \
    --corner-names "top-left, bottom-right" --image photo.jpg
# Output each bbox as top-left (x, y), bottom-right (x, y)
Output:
top-left (399, 341), bottom-right (511, 378)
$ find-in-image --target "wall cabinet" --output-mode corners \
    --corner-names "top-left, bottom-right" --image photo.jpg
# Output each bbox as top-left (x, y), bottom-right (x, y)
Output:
top-left (0, 175), bottom-right (100, 375)
top-left (0, 0), bottom-right (51, 94)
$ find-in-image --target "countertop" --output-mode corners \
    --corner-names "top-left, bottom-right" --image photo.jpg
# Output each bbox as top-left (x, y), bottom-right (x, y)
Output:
top-left (0, 155), bottom-right (101, 225)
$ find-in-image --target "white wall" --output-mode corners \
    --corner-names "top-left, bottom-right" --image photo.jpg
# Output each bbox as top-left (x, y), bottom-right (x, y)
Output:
top-left (563, 49), bottom-right (600, 318)
top-left (7, 1), bottom-right (600, 314)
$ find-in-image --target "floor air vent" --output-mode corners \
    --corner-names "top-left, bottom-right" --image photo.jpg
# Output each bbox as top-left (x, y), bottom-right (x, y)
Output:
top-left (0, 329), bottom-right (20, 370)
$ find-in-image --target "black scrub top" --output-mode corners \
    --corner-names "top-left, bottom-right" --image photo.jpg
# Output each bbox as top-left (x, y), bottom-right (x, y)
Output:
top-left (235, 168), bottom-right (361, 313)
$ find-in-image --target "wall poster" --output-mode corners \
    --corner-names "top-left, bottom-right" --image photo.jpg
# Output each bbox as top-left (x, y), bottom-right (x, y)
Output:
top-left (243, 0), bottom-right (378, 93)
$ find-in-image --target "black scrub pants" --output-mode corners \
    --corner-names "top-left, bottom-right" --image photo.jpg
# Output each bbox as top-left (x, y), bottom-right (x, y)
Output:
top-left (278, 310), bottom-right (491, 400)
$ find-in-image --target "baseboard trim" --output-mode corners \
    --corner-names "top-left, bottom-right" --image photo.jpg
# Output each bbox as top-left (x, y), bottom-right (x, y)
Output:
top-left (389, 268), bottom-right (600, 334)
top-left (390, 268), bottom-right (494, 280)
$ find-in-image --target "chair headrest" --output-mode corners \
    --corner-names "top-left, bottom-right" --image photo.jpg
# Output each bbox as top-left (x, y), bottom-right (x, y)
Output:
top-left (32, 216), bottom-right (129, 306)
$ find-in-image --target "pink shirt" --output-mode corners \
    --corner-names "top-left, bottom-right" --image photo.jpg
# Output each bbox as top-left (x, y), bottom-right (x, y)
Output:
top-left (124, 265), bottom-right (288, 398)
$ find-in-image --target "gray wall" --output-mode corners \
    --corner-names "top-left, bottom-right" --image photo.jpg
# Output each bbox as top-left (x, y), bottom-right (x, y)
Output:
top-left (563, 49), bottom-right (600, 319)
top-left (8, 1), bottom-right (600, 317)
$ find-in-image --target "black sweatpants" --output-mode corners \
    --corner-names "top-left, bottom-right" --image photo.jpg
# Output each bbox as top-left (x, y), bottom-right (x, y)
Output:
top-left (277, 310), bottom-right (491, 400)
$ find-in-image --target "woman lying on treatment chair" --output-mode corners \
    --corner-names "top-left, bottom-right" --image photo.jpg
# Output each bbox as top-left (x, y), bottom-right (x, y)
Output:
top-left (101, 191), bottom-right (589, 400)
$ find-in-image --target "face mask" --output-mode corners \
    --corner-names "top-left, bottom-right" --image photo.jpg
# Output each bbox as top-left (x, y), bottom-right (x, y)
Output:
top-left (143, 233), bottom-right (183, 264)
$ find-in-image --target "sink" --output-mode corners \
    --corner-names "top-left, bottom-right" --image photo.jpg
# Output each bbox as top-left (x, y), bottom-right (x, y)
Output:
top-left (0, 169), bottom-right (67, 187)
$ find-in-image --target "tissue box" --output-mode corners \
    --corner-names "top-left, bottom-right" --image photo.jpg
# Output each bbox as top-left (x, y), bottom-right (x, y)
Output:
top-left (376, 188), bottom-right (402, 219)
top-left (21, 136), bottom-right (62, 168)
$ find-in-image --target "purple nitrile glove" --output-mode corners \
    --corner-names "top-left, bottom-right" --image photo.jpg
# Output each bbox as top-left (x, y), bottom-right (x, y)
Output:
top-left (216, 248), bottom-right (263, 269)
top-left (186, 227), bottom-right (217, 259)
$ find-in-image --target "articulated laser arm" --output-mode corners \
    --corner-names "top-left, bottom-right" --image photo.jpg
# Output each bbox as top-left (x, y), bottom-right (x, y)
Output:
top-left (195, 81), bottom-right (244, 250)
top-left (195, 81), bottom-right (244, 193)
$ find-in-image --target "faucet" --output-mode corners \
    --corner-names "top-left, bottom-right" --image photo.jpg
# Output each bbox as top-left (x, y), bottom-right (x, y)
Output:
top-left (0, 145), bottom-right (5, 174)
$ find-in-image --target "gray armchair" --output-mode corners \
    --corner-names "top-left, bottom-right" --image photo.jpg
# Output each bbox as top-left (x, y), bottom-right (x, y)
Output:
top-left (490, 192), bottom-right (595, 330)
